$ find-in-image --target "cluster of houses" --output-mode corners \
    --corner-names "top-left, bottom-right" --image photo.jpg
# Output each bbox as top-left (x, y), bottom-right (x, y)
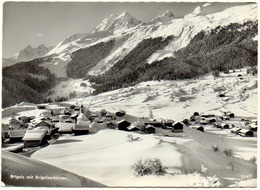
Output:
top-left (187, 111), bottom-right (257, 137)
top-left (2, 103), bottom-right (257, 154)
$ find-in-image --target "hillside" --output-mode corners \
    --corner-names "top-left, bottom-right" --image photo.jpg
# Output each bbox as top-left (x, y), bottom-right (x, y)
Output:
top-left (2, 57), bottom-right (57, 108)
top-left (88, 21), bottom-right (257, 94)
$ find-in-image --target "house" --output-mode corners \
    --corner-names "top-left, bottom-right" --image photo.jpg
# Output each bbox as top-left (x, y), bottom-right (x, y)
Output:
top-left (33, 121), bottom-right (57, 138)
top-left (231, 127), bottom-right (241, 134)
top-left (192, 126), bottom-right (204, 132)
top-left (22, 129), bottom-right (48, 147)
top-left (18, 116), bottom-right (31, 123)
top-left (249, 123), bottom-right (257, 132)
top-left (127, 125), bottom-right (141, 132)
top-left (144, 120), bottom-right (163, 128)
top-left (220, 123), bottom-right (230, 129)
top-left (115, 110), bottom-right (126, 117)
top-left (172, 122), bottom-right (184, 132)
top-left (9, 130), bottom-right (27, 143)
top-left (200, 117), bottom-right (208, 125)
top-left (164, 120), bottom-right (174, 128)
top-left (73, 124), bottom-right (89, 135)
top-left (145, 125), bottom-right (156, 134)
top-left (37, 104), bottom-right (46, 109)
top-left (34, 121), bottom-right (52, 128)
top-left (55, 122), bottom-right (74, 133)
top-left (106, 121), bottom-right (116, 129)
top-left (117, 119), bottom-right (131, 131)
top-left (239, 129), bottom-right (254, 137)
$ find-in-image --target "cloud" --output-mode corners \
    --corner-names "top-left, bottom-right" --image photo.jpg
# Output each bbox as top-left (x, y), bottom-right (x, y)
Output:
top-left (37, 33), bottom-right (43, 37)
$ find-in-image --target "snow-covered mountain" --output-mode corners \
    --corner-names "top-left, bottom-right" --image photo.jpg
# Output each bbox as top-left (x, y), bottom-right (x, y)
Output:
top-left (40, 3), bottom-right (257, 78)
top-left (93, 11), bottom-right (142, 34)
top-left (148, 10), bottom-right (175, 24)
top-left (3, 44), bottom-right (53, 67)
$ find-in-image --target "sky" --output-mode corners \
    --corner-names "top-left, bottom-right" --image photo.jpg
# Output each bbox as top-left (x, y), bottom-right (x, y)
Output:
top-left (2, 0), bottom-right (254, 58)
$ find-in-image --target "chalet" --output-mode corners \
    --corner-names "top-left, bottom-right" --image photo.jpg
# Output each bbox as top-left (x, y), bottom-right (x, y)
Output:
top-left (117, 119), bottom-right (131, 131)
top-left (200, 117), bottom-right (208, 125)
top-left (106, 121), bottom-right (116, 129)
top-left (73, 124), bottom-right (89, 135)
top-left (213, 122), bottom-right (221, 128)
top-left (18, 116), bottom-right (31, 123)
top-left (144, 120), bottom-right (163, 128)
top-left (220, 123), bottom-right (230, 129)
top-left (231, 127), bottom-right (241, 134)
top-left (33, 121), bottom-right (57, 138)
top-left (22, 129), bottom-right (48, 147)
top-left (249, 123), bottom-right (257, 132)
top-left (9, 124), bottom-right (21, 130)
top-left (115, 110), bottom-right (126, 117)
top-left (127, 125), bottom-right (141, 132)
top-left (34, 121), bottom-right (52, 128)
top-left (9, 129), bottom-right (27, 143)
top-left (193, 112), bottom-right (200, 116)
top-left (172, 122), bottom-right (184, 132)
top-left (55, 122), bottom-right (74, 133)
top-left (59, 115), bottom-right (71, 122)
top-left (145, 125), bottom-right (156, 134)
top-left (192, 126), bottom-right (204, 132)
top-left (74, 106), bottom-right (81, 111)
top-left (239, 129), bottom-right (254, 137)
top-left (135, 122), bottom-right (146, 131)
top-left (164, 120), bottom-right (174, 128)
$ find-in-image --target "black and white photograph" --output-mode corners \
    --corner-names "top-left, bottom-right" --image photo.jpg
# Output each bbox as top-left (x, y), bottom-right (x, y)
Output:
top-left (1, 0), bottom-right (258, 188)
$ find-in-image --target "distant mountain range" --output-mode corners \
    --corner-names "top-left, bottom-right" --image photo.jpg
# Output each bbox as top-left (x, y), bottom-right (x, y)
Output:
top-left (2, 3), bottom-right (258, 107)
top-left (3, 44), bottom-right (54, 67)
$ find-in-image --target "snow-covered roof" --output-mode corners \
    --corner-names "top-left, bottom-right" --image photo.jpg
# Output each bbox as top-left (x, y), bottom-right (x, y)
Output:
top-left (9, 130), bottom-right (26, 138)
top-left (127, 125), bottom-right (140, 130)
top-left (73, 124), bottom-right (90, 130)
top-left (239, 129), bottom-right (252, 133)
top-left (22, 129), bottom-right (47, 141)
top-left (56, 122), bottom-right (74, 132)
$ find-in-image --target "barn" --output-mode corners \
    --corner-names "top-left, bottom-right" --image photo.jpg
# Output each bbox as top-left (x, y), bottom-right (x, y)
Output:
top-left (9, 130), bottom-right (27, 143)
top-left (239, 129), bottom-right (254, 137)
top-left (22, 129), bottom-right (48, 147)
top-left (144, 120), bottom-right (163, 128)
top-left (117, 120), bottom-right (131, 131)
top-left (172, 122), bottom-right (184, 132)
